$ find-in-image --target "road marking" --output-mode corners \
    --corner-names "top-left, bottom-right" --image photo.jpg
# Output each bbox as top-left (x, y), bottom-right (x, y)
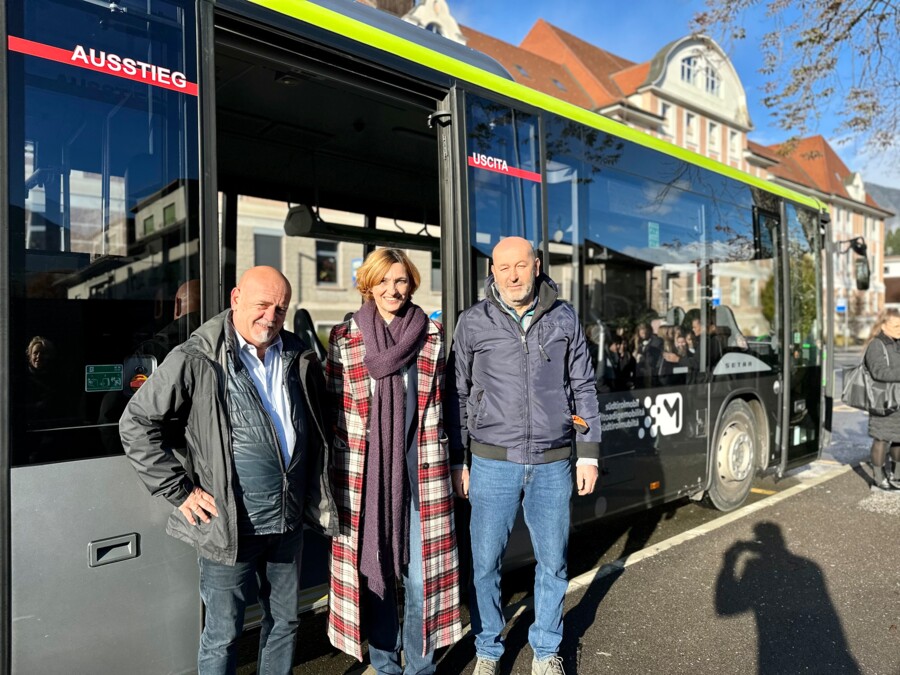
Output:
top-left (568, 463), bottom-right (851, 590)
top-left (750, 487), bottom-right (777, 495)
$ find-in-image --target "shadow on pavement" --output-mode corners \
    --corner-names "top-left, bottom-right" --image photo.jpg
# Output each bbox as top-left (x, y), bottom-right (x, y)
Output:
top-left (714, 521), bottom-right (861, 675)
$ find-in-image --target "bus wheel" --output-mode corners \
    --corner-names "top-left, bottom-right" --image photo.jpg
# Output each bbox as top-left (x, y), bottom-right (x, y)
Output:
top-left (705, 399), bottom-right (756, 511)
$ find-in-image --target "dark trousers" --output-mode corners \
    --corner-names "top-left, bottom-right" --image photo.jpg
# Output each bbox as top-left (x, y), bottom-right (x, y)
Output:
top-left (197, 528), bottom-right (303, 675)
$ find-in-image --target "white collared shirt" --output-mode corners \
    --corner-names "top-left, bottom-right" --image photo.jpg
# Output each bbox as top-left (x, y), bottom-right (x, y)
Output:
top-left (235, 331), bottom-right (295, 468)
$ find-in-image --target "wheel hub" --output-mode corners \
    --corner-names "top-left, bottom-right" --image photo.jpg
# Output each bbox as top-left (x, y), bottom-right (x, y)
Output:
top-left (719, 424), bottom-right (753, 482)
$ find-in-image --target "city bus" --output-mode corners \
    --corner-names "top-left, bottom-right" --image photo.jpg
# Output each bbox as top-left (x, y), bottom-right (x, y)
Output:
top-left (1, 0), bottom-right (863, 671)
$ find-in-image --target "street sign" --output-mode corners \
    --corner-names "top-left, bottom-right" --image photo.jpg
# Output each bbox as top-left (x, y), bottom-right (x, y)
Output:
top-left (648, 221), bottom-right (660, 248)
top-left (836, 298), bottom-right (847, 313)
top-left (712, 286), bottom-right (721, 307)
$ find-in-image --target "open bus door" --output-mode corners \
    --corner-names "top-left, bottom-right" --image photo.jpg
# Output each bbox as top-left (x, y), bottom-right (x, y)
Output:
top-left (780, 203), bottom-right (824, 471)
top-left (212, 1), bottom-right (451, 622)
top-left (4, 1), bottom-right (203, 672)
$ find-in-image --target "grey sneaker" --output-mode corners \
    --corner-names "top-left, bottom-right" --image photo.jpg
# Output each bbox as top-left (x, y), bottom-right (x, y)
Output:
top-left (532, 655), bottom-right (565, 675)
top-left (473, 658), bottom-right (499, 675)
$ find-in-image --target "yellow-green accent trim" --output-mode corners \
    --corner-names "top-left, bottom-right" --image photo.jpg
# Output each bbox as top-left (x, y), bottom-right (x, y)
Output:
top-left (247, 0), bottom-right (822, 211)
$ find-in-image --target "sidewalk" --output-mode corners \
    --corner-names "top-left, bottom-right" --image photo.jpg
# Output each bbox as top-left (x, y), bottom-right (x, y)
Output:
top-left (438, 463), bottom-right (900, 674)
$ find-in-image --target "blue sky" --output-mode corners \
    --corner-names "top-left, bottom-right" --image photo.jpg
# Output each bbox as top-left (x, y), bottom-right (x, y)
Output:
top-left (449, 0), bottom-right (900, 188)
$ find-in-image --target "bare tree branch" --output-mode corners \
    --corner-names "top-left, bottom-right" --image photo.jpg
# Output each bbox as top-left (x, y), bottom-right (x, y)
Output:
top-left (692, 1), bottom-right (900, 158)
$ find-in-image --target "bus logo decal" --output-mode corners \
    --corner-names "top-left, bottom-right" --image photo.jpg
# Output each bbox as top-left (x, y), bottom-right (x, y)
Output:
top-left (640, 393), bottom-right (682, 439)
top-left (468, 153), bottom-right (541, 183)
top-left (7, 36), bottom-right (198, 97)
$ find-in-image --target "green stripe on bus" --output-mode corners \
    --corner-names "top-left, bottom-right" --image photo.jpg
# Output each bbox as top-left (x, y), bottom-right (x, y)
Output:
top-left (250, 0), bottom-right (823, 210)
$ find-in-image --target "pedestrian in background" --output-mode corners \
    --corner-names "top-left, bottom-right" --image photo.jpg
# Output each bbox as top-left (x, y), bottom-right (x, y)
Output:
top-left (448, 236), bottom-right (601, 675)
top-left (120, 266), bottom-right (337, 675)
top-left (326, 248), bottom-right (461, 673)
top-left (863, 308), bottom-right (900, 490)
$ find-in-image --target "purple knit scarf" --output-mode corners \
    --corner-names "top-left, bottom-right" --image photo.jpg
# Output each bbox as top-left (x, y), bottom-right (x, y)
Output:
top-left (354, 299), bottom-right (428, 598)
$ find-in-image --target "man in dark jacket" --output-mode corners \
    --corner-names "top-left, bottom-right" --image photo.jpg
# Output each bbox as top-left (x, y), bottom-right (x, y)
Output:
top-left (448, 237), bottom-right (601, 675)
top-left (120, 266), bottom-right (337, 675)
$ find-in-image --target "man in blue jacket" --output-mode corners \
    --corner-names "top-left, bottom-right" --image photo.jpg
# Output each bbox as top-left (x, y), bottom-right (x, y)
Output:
top-left (448, 237), bottom-right (601, 675)
top-left (120, 266), bottom-right (337, 675)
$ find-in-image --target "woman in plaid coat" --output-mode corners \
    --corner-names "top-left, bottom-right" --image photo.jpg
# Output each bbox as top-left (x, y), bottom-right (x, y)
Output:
top-left (325, 249), bottom-right (462, 672)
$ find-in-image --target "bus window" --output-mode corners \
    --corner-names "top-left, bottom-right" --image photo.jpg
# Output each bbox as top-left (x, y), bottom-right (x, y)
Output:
top-left (545, 115), bottom-right (719, 392)
top-left (7, 0), bottom-right (200, 466)
top-left (708, 203), bottom-right (783, 371)
top-left (464, 94), bottom-right (542, 297)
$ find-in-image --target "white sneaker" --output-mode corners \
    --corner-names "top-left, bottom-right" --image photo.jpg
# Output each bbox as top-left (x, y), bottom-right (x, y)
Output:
top-left (473, 657), bottom-right (499, 675)
top-left (532, 655), bottom-right (565, 675)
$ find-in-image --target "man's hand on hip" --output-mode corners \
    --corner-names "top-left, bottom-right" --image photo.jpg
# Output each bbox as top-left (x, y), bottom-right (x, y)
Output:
top-left (451, 467), bottom-right (470, 499)
top-left (179, 486), bottom-right (218, 525)
top-left (576, 464), bottom-right (599, 496)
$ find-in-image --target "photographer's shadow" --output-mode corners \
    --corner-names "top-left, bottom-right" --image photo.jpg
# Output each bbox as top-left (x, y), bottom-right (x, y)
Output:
top-left (715, 521), bottom-right (860, 674)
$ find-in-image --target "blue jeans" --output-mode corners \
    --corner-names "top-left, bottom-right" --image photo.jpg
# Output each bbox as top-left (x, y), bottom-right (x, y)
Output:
top-left (468, 456), bottom-right (572, 662)
top-left (364, 503), bottom-right (434, 675)
top-left (197, 528), bottom-right (303, 675)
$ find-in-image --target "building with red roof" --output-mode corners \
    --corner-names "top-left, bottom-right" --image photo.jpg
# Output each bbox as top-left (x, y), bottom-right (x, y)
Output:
top-left (370, 0), bottom-right (892, 330)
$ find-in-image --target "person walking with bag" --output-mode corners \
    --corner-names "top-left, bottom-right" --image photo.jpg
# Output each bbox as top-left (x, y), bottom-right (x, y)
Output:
top-left (325, 248), bottom-right (462, 673)
top-left (863, 309), bottom-right (900, 491)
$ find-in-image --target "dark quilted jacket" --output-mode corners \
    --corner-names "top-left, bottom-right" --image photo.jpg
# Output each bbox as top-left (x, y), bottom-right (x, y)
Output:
top-left (120, 310), bottom-right (337, 565)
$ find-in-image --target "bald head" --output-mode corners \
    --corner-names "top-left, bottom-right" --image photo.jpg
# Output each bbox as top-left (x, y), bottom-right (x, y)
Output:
top-left (491, 237), bottom-right (540, 314)
top-left (230, 266), bottom-right (292, 354)
top-left (174, 279), bottom-right (201, 320)
top-left (492, 236), bottom-right (535, 263)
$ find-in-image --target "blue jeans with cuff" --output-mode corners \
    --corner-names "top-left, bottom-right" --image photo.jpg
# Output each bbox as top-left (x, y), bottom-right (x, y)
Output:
top-left (468, 455), bottom-right (572, 662)
top-left (197, 527), bottom-right (303, 675)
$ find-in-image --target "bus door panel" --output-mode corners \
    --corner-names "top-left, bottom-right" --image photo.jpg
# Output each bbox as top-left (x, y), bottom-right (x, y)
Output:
top-left (709, 206), bottom-right (785, 471)
top-left (782, 204), bottom-right (823, 467)
top-left (11, 461), bottom-right (199, 674)
top-left (6, 0), bottom-right (202, 671)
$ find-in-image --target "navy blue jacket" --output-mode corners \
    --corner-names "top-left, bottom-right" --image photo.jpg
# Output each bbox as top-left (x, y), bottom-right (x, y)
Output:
top-left (448, 274), bottom-right (601, 465)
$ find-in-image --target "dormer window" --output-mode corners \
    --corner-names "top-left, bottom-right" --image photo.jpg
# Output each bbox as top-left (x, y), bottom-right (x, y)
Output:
top-left (681, 56), bottom-right (697, 84)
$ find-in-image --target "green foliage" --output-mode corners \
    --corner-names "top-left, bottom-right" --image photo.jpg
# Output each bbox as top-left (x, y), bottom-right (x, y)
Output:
top-left (793, 254), bottom-right (818, 340)
top-left (759, 254), bottom-right (817, 339)
top-left (761, 271), bottom-right (775, 329)
top-left (885, 227), bottom-right (900, 256)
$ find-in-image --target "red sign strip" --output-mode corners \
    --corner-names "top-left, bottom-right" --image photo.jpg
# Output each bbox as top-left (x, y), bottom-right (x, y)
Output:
top-left (468, 155), bottom-right (542, 183)
top-left (8, 35), bottom-right (198, 97)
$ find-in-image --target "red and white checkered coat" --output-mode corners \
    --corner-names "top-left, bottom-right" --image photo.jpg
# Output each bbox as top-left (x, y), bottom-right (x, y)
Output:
top-left (325, 317), bottom-right (462, 660)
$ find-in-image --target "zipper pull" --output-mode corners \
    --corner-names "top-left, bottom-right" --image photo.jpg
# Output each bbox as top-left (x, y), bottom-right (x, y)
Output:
top-left (521, 334), bottom-right (529, 354)
top-left (539, 344), bottom-right (550, 361)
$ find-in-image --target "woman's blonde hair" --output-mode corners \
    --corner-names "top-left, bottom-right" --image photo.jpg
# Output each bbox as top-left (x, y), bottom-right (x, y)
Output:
top-left (355, 248), bottom-right (420, 301)
top-left (867, 308), bottom-right (900, 345)
top-left (26, 335), bottom-right (53, 358)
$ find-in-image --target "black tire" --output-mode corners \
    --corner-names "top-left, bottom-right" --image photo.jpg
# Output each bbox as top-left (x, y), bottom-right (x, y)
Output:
top-left (704, 399), bottom-right (757, 511)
